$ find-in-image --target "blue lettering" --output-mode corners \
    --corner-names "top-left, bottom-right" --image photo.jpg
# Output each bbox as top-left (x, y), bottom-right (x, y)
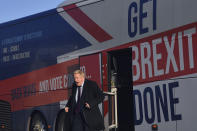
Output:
top-left (134, 81), bottom-right (182, 125)
top-left (144, 87), bottom-right (155, 124)
top-left (153, 0), bottom-right (157, 30)
top-left (133, 90), bottom-right (143, 125)
top-left (10, 84), bottom-right (36, 100)
top-left (128, 0), bottom-right (157, 38)
top-left (155, 84), bottom-right (169, 122)
top-left (128, 2), bottom-right (138, 37)
top-left (140, 0), bottom-right (149, 34)
top-left (169, 82), bottom-right (182, 121)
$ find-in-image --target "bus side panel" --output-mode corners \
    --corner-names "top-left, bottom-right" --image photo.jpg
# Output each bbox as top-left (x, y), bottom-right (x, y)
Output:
top-left (104, 21), bottom-right (197, 131)
top-left (176, 74), bottom-right (197, 131)
top-left (133, 80), bottom-right (179, 131)
top-left (133, 75), bottom-right (197, 131)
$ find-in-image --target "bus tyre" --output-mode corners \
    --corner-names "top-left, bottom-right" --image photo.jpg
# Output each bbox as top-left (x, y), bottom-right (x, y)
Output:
top-left (55, 111), bottom-right (66, 131)
top-left (29, 113), bottom-right (48, 131)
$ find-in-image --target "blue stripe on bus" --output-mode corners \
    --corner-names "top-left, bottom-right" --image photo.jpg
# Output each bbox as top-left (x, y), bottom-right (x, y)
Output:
top-left (0, 9), bottom-right (91, 80)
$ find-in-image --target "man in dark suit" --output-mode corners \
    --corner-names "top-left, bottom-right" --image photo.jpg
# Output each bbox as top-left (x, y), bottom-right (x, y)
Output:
top-left (65, 70), bottom-right (104, 131)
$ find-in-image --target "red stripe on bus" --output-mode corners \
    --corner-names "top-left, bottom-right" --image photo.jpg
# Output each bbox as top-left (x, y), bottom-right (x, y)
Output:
top-left (63, 4), bottom-right (113, 43)
top-left (105, 22), bottom-right (197, 86)
top-left (0, 59), bottom-right (78, 111)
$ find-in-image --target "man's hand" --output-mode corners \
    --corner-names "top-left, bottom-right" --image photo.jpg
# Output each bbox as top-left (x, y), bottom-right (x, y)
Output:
top-left (65, 107), bottom-right (69, 112)
top-left (85, 103), bottom-right (90, 109)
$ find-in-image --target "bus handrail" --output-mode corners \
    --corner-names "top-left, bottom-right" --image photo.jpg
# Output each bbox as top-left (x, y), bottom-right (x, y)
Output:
top-left (103, 87), bottom-right (118, 129)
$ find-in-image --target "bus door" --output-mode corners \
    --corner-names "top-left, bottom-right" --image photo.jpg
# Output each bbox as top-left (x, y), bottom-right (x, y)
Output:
top-left (79, 52), bottom-right (104, 114)
top-left (79, 52), bottom-right (103, 91)
top-left (107, 48), bottom-right (134, 131)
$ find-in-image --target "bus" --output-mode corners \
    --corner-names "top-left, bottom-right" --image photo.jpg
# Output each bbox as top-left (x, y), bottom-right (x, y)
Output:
top-left (0, 0), bottom-right (197, 131)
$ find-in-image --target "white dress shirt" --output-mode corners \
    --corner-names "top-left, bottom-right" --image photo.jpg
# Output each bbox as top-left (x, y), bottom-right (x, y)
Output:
top-left (75, 82), bottom-right (84, 102)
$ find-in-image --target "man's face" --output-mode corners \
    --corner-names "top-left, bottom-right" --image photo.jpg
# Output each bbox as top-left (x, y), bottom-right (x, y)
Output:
top-left (74, 73), bottom-right (84, 86)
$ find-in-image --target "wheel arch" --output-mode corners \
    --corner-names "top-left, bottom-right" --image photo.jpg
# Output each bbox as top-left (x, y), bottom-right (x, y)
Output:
top-left (55, 109), bottom-right (67, 131)
top-left (27, 110), bottom-right (48, 131)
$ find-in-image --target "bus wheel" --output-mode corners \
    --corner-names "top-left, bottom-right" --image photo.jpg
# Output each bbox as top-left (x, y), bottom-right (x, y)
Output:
top-left (55, 111), bottom-right (66, 131)
top-left (29, 113), bottom-right (48, 131)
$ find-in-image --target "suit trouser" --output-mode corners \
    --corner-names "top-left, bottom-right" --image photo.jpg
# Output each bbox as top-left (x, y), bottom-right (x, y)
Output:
top-left (72, 113), bottom-right (95, 131)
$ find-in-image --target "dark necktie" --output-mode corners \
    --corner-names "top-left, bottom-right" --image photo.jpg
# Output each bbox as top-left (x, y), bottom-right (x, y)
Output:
top-left (75, 86), bottom-right (81, 113)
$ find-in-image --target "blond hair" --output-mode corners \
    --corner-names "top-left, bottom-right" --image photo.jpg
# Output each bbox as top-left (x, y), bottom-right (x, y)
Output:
top-left (73, 70), bottom-right (85, 78)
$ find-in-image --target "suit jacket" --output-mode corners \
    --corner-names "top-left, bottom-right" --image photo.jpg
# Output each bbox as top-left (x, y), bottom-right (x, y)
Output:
top-left (66, 79), bottom-right (105, 130)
